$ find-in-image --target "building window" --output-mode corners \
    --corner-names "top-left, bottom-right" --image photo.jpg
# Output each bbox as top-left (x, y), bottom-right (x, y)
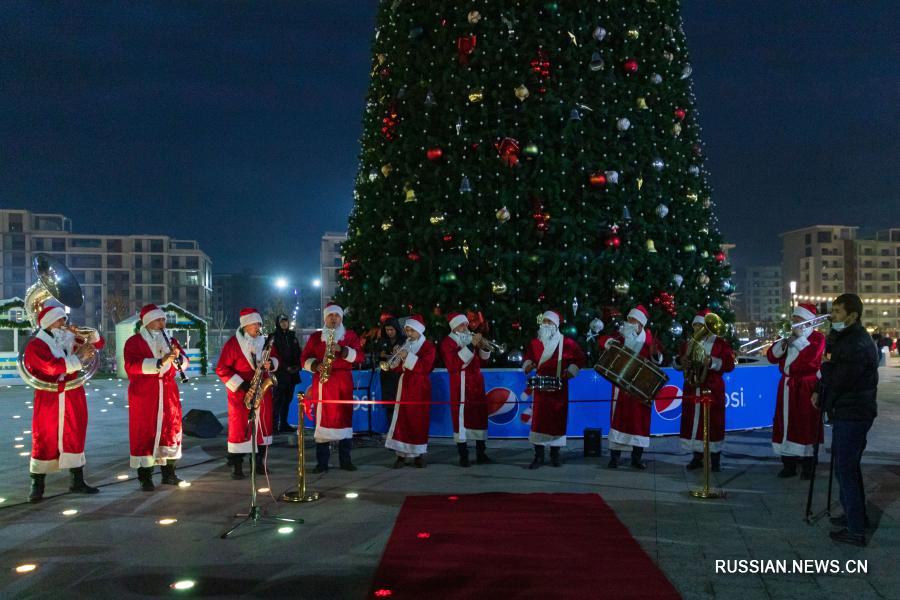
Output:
top-left (107, 239), bottom-right (122, 252)
top-left (817, 231), bottom-right (831, 243)
top-left (8, 212), bottom-right (24, 232)
top-left (70, 238), bottom-right (102, 248)
top-left (107, 255), bottom-right (122, 268)
top-left (186, 256), bottom-right (199, 269)
top-left (804, 233), bottom-right (811, 244)
top-left (70, 255), bottom-right (102, 269)
top-left (150, 255), bottom-right (164, 269)
top-left (150, 239), bottom-right (164, 253)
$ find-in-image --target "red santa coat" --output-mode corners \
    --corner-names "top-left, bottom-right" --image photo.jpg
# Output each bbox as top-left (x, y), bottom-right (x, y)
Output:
top-left (23, 329), bottom-right (104, 474)
top-left (598, 329), bottom-right (659, 449)
top-left (766, 330), bottom-right (825, 457)
top-left (385, 337), bottom-right (436, 457)
top-left (300, 326), bottom-right (363, 442)
top-left (124, 329), bottom-right (189, 468)
top-left (523, 335), bottom-right (586, 447)
top-left (215, 332), bottom-right (280, 453)
top-left (440, 334), bottom-right (491, 443)
top-left (678, 336), bottom-right (735, 453)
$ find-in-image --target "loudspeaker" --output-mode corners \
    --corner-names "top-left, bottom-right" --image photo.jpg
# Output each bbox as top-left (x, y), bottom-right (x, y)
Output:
top-left (583, 428), bottom-right (603, 457)
top-left (183, 409), bottom-right (224, 438)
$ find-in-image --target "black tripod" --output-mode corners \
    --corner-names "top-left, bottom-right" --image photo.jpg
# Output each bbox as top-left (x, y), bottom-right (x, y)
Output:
top-left (221, 402), bottom-right (303, 539)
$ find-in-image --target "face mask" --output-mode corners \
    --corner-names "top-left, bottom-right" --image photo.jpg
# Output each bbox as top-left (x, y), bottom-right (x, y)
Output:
top-left (830, 320), bottom-right (846, 332)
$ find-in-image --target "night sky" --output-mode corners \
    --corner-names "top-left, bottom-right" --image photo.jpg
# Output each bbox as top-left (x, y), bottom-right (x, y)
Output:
top-left (1, 1), bottom-right (897, 285)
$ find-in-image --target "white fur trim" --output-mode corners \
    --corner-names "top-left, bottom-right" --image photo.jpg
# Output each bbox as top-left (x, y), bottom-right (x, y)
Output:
top-left (141, 308), bottom-right (166, 326)
top-left (791, 336), bottom-right (811, 351)
top-left (627, 308), bottom-right (648, 326)
top-left (529, 432), bottom-right (566, 447)
top-left (609, 429), bottom-right (650, 449)
top-left (344, 347), bottom-right (357, 363)
top-left (239, 311), bottom-right (262, 328)
top-left (303, 358), bottom-right (317, 372)
top-left (314, 425), bottom-right (353, 442)
top-left (522, 360), bottom-right (534, 372)
top-left (770, 342), bottom-right (786, 358)
top-left (405, 319), bottom-right (425, 334)
top-left (324, 304), bottom-right (344, 318)
top-left (449, 314), bottom-right (468, 329)
top-left (30, 457), bottom-right (60, 474)
top-left (692, 315), bottom-right (706, 326)
top-left (454, 429), bottom-right (487, 442)
top-left (225, 374), bottom-right (243, 392)
top-left (269, 356), bottom-right (279, 372)
top-left (542, 311), bottom-right (560, 326)
top-left (403, 352), bottom-right (419, 370)
top-left (772, 440), bottom-right (815, 457)
top-left (567, 364), bottom-right (580, 377)
top-left (228, 440), bottom-right (254, 454)
top-left (793, 305), bottom-right (815, 321)
top-left (458, 346), bottom-right (474, 365)
top-left (709, 357), bottom-right (723, 372)
top-left (142, 358), bottom-right (160, 375)
top-left (385, 438), bottom-right (428, 456)
top-left (64, 355), bottom-right (82, 374)
top-left (478, 348), bottom-right (491, 360)
top-left (39, 307), bottom-right (67, 329)
top-left (58, 451), bottom-right (85, 470)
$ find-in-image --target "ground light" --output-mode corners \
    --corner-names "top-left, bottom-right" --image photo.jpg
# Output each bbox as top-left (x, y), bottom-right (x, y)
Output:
top-left (178, 481), bottom-right (191, 488)
top-left (170, 580), bottom-right (195, 590)
top-left (61, 509), bottom-right (78, 516)
top-left (345, 492), bottom-right (359, 499)
top-left (16, 564), bottom-right (37, 574)
top-left (117, 474), bottom-right (129, 480)
top-left (257, 487), bottom-right (269, 493)
top-left (277, 526), bottom-right (294, 534)
top-left (158, 518), bottom-right (177, 526)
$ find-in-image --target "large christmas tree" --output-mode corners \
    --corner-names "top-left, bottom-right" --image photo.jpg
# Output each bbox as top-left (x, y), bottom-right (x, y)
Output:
top-left (335, 0), bottom-right (733, 357)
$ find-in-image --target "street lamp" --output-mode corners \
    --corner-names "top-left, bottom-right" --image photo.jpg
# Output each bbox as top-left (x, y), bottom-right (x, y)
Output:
top-left (312, 278), bottom-right (321, 289)
top-left (274, 277), bottom-right (288, 290)
top-left (789, 280), bottom-right (797, 308)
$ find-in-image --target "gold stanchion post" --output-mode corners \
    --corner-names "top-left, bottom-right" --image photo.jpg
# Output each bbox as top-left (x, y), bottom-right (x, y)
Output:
top-left (690, 392), bottom-right (723, 499)
top-left (282, 392), bottom-right (320, 503)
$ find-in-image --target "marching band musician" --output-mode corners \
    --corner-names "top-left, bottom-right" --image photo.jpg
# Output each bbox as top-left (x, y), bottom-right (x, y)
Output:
top-left (522, 310), bottom-right (586, 469)
top-left (124, 304), bottom-right (189, 491)
top-left (385, 315), bottom-right (436, 468)
top-left (676, 309), bottom-right (736, 472)
top-left (300, 302), bottom-right (363, 474)
top-left (24, 304), bottom-right (105, 503)
top-left (598, 305), bottom-right (661, 470)
top-left (215, 308), bottom-right (280, 480)
top-left (766, 303), bottom-right (825, 479)
top-left (439, 312), bottom-right (493, 468)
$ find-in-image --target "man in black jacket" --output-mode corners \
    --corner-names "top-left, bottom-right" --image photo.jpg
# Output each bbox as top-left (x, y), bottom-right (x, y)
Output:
top-left (814, 294), bottom-right (878, 547)
top-left (270, 315), bottom-right (302, 433)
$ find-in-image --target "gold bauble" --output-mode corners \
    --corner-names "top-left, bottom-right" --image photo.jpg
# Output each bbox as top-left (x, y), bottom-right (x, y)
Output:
top-left (404, 183), bottom-right (416, 203)
top-left (672, 123), bottom-right (682, 136)
top-left (492, 280), bottom-right (508, 295)
top-left (515, 84), bottom-right (530, 101)
top-left (646, 239), bottom-right (658, 253)
top-left (462, 240), bottom-right (470, 259)
top-left (636, 177), bottom-right (644, 190)
top-left (496, 206), bottom-right (511, 222)
top-left (381, 219), bottom-right (393, 231)
top-left (627, 29), bottom-right (639, 40)
top-left (686, 192), bottom-right (698, 203)
top-left (467, 10), bottom-right (481, 24)
top-left (429, 211), bottom-right (445, 225)
top-left (468, 89), bottom-right (484, 103)
top-left (381, 163), bottom-right (393, 177)
top-left (614, 280), bottom-right (631, 295)
top-left (636, 97), bottom-right (648, 109)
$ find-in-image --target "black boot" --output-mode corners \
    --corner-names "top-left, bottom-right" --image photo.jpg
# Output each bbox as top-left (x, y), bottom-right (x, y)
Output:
top-left (711, 452), bottom-right (721, 472)
top-left (160, 461), bottom-right (183, 485)
top-left (686, 452), bottom-right (703, 470)
top-left (230, 454), bottom-right (245, 480)
top-left (607, 450), bottom-right (621, 469)
top-left (630, 447), bottom-right (647, 470)
top-left (69, 467), bottom-right (99, 494)
top-left (799, 457), bottom-right (815, 480)
top-left (457, 443), bottom-right (471, 468)
top-left (313, 442), bottom-right (330, 474)
top-left (528, 445), bottom-right (545, 470)
top-left (549, 446), bottom-right (562, 467)
top-left (29, 473), bottom-right (45, 503)
top-left (339, 438), bottom-right (357, 471)
top-left (413, 455), bottom-right (427, 468)
top-left (137, 466), bottom-right (156, 491)
top-left (475, 440), bottom-right (494, 464)
top-left (392, 456), bottom-right (406, 469)
top-left (777, 456), bottom-right (798, 478)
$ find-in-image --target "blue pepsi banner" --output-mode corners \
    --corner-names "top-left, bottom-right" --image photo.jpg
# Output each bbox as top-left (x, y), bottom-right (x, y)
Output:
top-left (289, 365), bottom-right (781, 438)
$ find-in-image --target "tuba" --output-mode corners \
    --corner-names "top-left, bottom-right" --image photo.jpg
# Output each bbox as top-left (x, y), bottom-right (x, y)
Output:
top-left (16, 253), bottom-right (101, 391)
top-left (683, 312), bottom-right (726, 391)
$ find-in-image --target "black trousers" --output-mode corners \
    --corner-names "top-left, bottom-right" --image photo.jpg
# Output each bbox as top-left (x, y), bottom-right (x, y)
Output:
top-left (272, 380), bottom-right (295, 429)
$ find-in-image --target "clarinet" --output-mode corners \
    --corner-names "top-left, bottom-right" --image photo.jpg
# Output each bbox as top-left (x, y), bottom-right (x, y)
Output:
top-left (161, 330), bottom-right (189, 383)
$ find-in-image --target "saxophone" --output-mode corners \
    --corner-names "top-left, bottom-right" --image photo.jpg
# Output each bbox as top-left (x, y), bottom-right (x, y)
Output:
top-left (244, 334), bottom-right (276, 409)
top-left (319, 328), bottom-right (337, 384)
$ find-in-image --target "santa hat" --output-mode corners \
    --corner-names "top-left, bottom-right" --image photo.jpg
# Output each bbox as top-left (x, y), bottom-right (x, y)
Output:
top-left (239, 307), bottom-right (263, 328)
top-left (793, 303), bottom-right (816, 322)
top-left (379, 312), bottom-right (395, 324)
top-left (627, 305), bottom-right (649, 326)
top-left (542, 310), bottom-right (561, 327)
top-left (404, 314), bottom-right (426, 334)
top-left (447, 312), bottom-right (468, 330)
top-left (324, 303), bottom-right (344, 318)
top-left (38, 305), bottom-right (67, 330)
top-left (140, 304), bottom-right (166, 327)
top-left (692, 309), bottom-right (712, 326)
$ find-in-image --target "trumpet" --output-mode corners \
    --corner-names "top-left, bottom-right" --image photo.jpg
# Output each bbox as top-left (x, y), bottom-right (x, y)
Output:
top-left (477, 337), bottom-right (506, 354)
top-left (379, 339), bottom-right (412, 371)
top-left (741, 314), bottom-right (831, 355)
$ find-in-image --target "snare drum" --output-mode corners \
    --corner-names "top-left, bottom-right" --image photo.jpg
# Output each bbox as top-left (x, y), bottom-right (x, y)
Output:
top-left (527, 375), bottom-right (563, 392)
top-left (593, 341), bottom-right (668, 405)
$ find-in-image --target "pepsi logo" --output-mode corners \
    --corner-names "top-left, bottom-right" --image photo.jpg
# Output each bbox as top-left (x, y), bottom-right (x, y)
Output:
top-left (654, 384), bottom-right (682, 421)
top-left (486, 387), bottom-right (519, 424)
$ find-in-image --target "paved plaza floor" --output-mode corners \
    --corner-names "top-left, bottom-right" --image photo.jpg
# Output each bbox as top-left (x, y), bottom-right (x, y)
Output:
top-left (0, 360), bottom-right (898, 599)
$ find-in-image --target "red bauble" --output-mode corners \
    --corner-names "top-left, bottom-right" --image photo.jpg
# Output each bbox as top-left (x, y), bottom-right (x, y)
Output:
top-left (589, 172), bottom-right (607, 188)
top-left (379, 67), bottom-right (392, 79)
top-left (407, 252), bottom-right (421, 261)
top-left (530, 49), bottom-right (551, 77)
top-left (623, 59), bottom-right (638, 73)
top-left (442, 233), bottom-right (454, 243)
top-left (495, 137), bottom-right (520, 167)
top-left (537, 293), bottom-right (546, 302)
top-left (457, 34), bottom-right (477, 64)
top-left (426, 147), bottom-right (443, 161)
top-left (511, 320), bottom-right (522, 331)
top-left (604, 235), bottom-right (621, 249)
top-left (674, 108), bottom-right (687, 120)
top-left (714, 251), bottom-right (726, 263)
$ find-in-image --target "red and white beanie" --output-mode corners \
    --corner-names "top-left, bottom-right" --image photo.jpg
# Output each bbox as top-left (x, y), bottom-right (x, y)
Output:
top-left (542, 310), bottom-right (561, 327)
top-left (38, 305), bottom-right (67, 329)
top-left (140, 304), bottom-right (166, 327)
top-left (405, 314), bottom-right (426, 334)
top-left (447, 312), bottom-right (468, 330)
top-left (323, 303), bottom-right (344, 318)
top-left (793, 302), bottom-right (816, 321)
top-left (627, 304), bottom-right (649, 326)
top-left (692, 308), bottom-right (712, 326)
top-left (239, 307), bottom-right (263, 328)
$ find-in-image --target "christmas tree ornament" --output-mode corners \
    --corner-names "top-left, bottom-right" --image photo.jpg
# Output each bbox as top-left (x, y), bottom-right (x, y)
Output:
top-left (468, 89), bottom-right (484, 103)
top-left (651, 158), bottom-right (665, 171)
top-left (655, 203), bottom-right (669, 218)
top-left (511, 320), bottom-right (522, 331)
top-left (636, 97), bottom-right (648, 109)
top-left (381, 103), bottom-right (400, 140)
top-left (605, 225), bottom-right (621, 248)
top-left (572, 296), bottom-right (579, 316)
top-left (562, 324), bottom-right (578, 337)
top-left (626, 28), bottom-right (639, 40)
top-left (523, 142), bottom-right (539, 157)
top-left (700, 227), bottom-right (709, 235)
top-left (381, 219), bottom-right (394, 231)
top-left (650, 73), bottom-right (663, 84)
top-left (593, 26), bottom-right (607, 41)
top-left (622, 206), bottom-right (632, 221)
top-left (589, 52), bottom-right (604, 71)
top-left (681, 63), bottom-right (693, 79)
top-left (379, 274), bottom-right (392, 287)
top-left (623, 58), bottom-right (639, 73)
top-left (671, 123), bottom-right (682, 136)
top-left (403, 183), bottom-right (416, 202)
top-left (701, 250), bottom-right (709, 258)
top-left (491, 280), bottom-right (508, 295)
top-left (462, 240), bottom-right (470, 258)
top-left (646, 239), bottom-right (658, 252)
top-left (381, 163), bottom-right (393, 177)
top-left (496, 206), bottom-right (511, 222)
top-left (455, 118), bottom-right (462, 135)
top-left (467, 10), bottom-right (481, 24)
top-left (567, 31), bottom-right (579, 46)
top-left (614, 280), bottom-right (631, 295)
top-left (569, 108), bottom-right (582, 121)
top-left (407, 251), bottom-right (421, 261)
top-left (617, 117), bottom-right (631, 131)
top-left (439, 271), bottom-right (458, 284)
top-left (459, 176), bottom-right (472, 193)
top-left (506, 350), bottom-right (524, 365)
top-left (714, 251), bottom-right (726, 263)
top-left (673, 274), bottom-right (684, 286)
top-left (721, 279), bottom-right (734, 293)
top-left (376, 53), bottom-right (386, 65)
top-left (586, 318), bottom-right (604, 342)
top-left (424, 90), bottom-right (436, 106)
top-left (426, 147), bottom-right (443, 161)
top-left (495, 137), bottom-right (521, 167)
top-left (683, 244), bottom-right (696, 252)
top-left (674, 108), bottom-right (687, 120)
top-left (670, 321), bottom-right (684, 337)
top-left (530, 49), bottom-right (551, 78)
top-left (662, 51), bottom-right (674, 62)
top-left (544, 2), bottom-right (559, 11)
top-left (688, 165), bottom-right (700, 176)
top-left (368, 170), bottom-right (378, 182)
top-left (457, 34), bottom-right (477, 64)
top-left (515, 84), bottom-right (530, 100)
top-left (636, 177), bottom-right (644, 190)
top-left (703, 199), bottom-right (713, 209)
top-left (408, 26), bottom-right (424, 40)
top-left (379, 66), bottom-right (392, 79)
top-left (604, 170), bottom-right (619, 184)
top-left (686, 192), bottom-right (698, 203)
top-left (442, 233), bottom-right (454, 243)
top-left (698, 273), bottom-right (710, 286)
top-left (589, 172), bottom-right (607, 188)
top-left (429, 211), bottom-right (445, 225)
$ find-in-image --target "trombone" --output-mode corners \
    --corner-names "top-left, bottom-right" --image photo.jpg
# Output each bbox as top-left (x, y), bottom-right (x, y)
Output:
top-left (741, 314), bottom-right (831, 355)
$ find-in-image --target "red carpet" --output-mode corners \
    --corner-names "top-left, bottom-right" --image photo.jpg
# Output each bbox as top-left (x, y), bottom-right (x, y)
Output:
top-left (370, 493), bottom-right (679, 599)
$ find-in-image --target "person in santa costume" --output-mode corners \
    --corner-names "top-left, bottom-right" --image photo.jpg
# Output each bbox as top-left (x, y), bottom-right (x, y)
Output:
top-left (598, 305), bottom-right (662, 470)
top-left (23, 305), bottom-right (105, 502)
top-left (766, 302), bottom-right (825, 479)
top-left (300, 302), bottom-right (363, 473)
top-left (215, 308), bottom-right (280, 479)
top-left (385, 315), bottom-right (436, 468)
top-left (439, 312), bottom-right (493, 467)
top-left (522, 310), bottom-right (586, 469)
top-left (675, 309), bottom-right (735, 471)
top-left (124, 304), bottom-right (189, 491)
